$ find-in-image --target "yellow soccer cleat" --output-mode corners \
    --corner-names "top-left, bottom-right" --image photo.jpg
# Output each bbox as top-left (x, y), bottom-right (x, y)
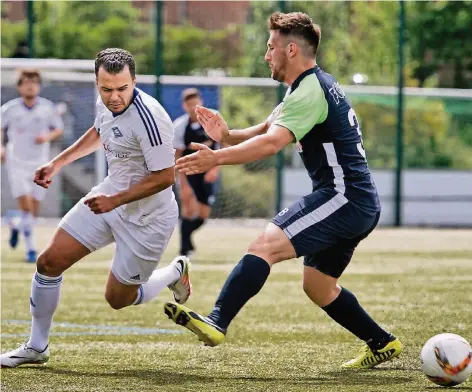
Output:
top-left (164, 302), bottom-right (226, 347)
top-left (341, 337), bottom-right (403, 369)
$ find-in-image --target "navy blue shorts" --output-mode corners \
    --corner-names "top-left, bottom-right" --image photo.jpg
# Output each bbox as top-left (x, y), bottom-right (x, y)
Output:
top-left (187, 173), bottom-right (216, 206)
top-left (271, 188), bottom-right (380, 278)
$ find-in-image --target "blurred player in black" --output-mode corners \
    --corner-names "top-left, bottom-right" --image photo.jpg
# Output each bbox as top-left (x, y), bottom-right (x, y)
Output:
top-left (173, 88), bottom-right (219, 258)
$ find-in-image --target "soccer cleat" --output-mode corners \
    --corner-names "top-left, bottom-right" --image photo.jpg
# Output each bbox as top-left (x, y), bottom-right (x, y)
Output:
top-left (26, 250), bottom-right (37, 263)
top-left (9, 228), bottom-right (19, 249)
top-left (167, 256), bottom-right (192, 304)
top-left (1, 343), bottom-right (50, 368)
top-left (164, 302), bottom-right (226, 347)
top-left (341, 337), bottom-right (403, 369)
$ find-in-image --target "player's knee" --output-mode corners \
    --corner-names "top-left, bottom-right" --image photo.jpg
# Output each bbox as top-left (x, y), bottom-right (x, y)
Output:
top-left (104, 292), bottom-right (127, 310)
top-left (247, 233), bottom-right (280, 265)
top-left (36, 249), bottom-right (66, 276)
top-left (303, 281), bottom-right (340, 307)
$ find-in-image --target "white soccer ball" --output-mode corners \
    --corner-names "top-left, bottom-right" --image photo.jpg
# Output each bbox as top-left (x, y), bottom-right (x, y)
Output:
top-left (421, 333), bottom-right (472, 387)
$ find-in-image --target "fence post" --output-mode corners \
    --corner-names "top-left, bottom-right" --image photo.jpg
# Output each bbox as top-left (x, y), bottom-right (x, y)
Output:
top-left (394, 0), bottom-right (406, 227)
top-left (275, 0), bottom-right (286, 213)
top-left (155, 0), bottom-right (164, 101)
top-left (27, 1), bottom-right (34, 58)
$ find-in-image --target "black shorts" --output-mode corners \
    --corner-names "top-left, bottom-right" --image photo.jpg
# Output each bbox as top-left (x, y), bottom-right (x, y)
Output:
top-left (187, 173), bottom-right (216, 206)
top-left (271, 188), bottom-right (380, 278)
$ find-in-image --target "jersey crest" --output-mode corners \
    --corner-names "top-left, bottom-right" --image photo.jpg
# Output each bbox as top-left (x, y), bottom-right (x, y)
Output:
top-left (112, 126), bottom-right (123, 138)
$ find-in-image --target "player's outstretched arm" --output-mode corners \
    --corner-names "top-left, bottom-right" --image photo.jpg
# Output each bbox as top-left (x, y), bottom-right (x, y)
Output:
top-left (51, 126), bottom-right (101, 167)
top-left (196, 106), bottom-right (269, 146)
top-left (34, 127), bottom-right (101, 188)
top-left (176, 125), bottom-right (294, 175)
top-left (84, 167), bottom-right (175, 214)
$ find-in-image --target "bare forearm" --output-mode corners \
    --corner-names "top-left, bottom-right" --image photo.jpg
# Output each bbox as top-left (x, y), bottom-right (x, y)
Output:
top-left (52, 127), bottom-right (101, 167)
top-left (224, 121), bottom-right (270, 146)
top-left (47, 128), bottom-right (64, 142)
top-left (112, 169), bottom-right (175, 207)
top-left (216, 134), bottom-right (279, 165)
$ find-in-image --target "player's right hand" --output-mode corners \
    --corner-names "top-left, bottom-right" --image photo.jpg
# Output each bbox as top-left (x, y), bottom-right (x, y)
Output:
top-left (34, 162), bottom-right (59, 188)
top-left (0, 147), bottom-right (5, 164)
top-left (195, 106), bottom-right (229, 144)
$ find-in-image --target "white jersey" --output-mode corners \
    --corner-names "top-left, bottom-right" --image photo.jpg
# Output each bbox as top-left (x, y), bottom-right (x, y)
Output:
top-left (1, 97), bottom-right (64, 165)
top-left (93, 88), bottom-right (176, 226)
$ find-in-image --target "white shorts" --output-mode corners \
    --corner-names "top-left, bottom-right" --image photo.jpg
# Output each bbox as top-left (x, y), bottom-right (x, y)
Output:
top-left (59, 195), bottom-right (178, 285)
top-left (6, 159), bottom-right (47, 201)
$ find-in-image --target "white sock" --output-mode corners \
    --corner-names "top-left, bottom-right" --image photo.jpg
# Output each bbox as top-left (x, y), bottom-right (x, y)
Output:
top-left (27, 272), bottom-right (63, 351)
top-left (22, 212), bottom-right (36, 252)
top-left (133, 264), bottom-right (181, 305)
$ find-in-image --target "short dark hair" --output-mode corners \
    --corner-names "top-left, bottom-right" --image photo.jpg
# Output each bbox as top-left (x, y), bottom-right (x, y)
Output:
top-left (181, 88), bottom-right (201, 102)
top-left (268, 12), bottom-right (321, 57)
top-left (17, 69), bottom-right (41, 86)
top-left (95, 48), bottom-right (136, 78)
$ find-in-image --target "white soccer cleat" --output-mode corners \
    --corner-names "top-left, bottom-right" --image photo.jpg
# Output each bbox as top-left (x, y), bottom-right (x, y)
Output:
top-left (1, 343), bottom-right (50, 368)
top-left (167, 256), bottom-right (192, 304)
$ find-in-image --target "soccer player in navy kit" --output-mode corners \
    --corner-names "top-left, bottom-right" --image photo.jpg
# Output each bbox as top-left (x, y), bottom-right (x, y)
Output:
top-left (165, 12), bottom-right (403, 369)
top-left (173, 88), bottom-right (219, 257)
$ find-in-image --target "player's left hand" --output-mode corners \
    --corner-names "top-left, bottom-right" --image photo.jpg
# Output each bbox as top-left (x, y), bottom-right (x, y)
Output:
top-left (176, 143), bottom-right (218, 175)
top-left (84, 194), bottom-right (118, 214)
top-left (35, 135), bottom-right (49, 144)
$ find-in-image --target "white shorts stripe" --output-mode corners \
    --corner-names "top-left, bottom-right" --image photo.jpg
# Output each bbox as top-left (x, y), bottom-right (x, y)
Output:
top-left (323, 142), bottom-right (345, 195)
top-left (283, 193), bottom-right (349, 239)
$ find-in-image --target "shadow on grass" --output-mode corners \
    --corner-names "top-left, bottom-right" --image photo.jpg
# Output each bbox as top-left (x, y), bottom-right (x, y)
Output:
top-left (16, 366), bottom-right (414, 387)
top-left (424, 388), bottom-right (472, 391)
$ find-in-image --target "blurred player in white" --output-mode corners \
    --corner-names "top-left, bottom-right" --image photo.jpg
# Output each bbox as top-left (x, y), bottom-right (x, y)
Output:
top-left (1, 70), bottom-right (64, 263)
top-left (173, 88), bottom-right (219, 257)
top-left (1, 48), bottom-right (191, 368)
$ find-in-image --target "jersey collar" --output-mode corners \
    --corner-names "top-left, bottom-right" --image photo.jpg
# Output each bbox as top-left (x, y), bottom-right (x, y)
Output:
top-left (21, 98), bottom-right (39, 110)
top-left (112, 88), bottom-right (139, 117)
top-left (291, 65), bottom-right (320, 92)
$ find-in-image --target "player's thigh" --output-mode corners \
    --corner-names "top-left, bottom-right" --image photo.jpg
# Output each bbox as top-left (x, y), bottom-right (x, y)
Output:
top-left (247, 222), bottom-right (297, 265)
top-left (109, 200), bottom-right (178, 285)
top-left (58, 197), bottom-right (114, 254)
top-left (197, 203), bottom-right (211, 220)
top-left (31, 198), bottom-right (41, 217)
top-left (179, 181), bottom-right (197, 218)
top-left (190, 174), bottom-right (217, 209)
top-left (272, 188), bottom-right (379, 277)
top-left (17, 195), bottom-right (33, 212)
top-left (303, 209), bottom-right (380, 279)
top-left (37, 227), bottom-right (91, 276)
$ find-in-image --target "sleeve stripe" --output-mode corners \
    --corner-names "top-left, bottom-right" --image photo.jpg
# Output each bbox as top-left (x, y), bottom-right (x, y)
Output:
top-left (134, 99), bottom-right (157, 147)
top-left (136, 96), bottom-right (163, 145)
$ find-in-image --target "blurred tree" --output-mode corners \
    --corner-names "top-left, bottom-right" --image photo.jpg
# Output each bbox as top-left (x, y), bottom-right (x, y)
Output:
top-left (408, 1), bottom-right (472, 88)
top-left (238, 1), bottom-right (400, 86)
top-left (1, 1), bottom-right (236, 75)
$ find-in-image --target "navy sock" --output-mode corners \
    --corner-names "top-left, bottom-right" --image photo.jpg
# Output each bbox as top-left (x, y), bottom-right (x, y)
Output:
top-left (322, 287), bottom-right (392, 350)
top-left (208, 254), bottom-right (270, 329)
top-left (180, 218), bottom-right (193, 254)
top-left (191, 217), bottom-right (205, 232)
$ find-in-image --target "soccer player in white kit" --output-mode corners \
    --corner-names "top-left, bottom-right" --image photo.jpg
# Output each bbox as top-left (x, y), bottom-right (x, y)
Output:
top-left (1, 69), bottom-right (64, 262)
top-left (1, 48), bottom-right (192, 368)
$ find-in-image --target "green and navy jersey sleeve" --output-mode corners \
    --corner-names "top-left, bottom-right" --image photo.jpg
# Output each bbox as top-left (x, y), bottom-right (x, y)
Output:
top-left (273, 75), bottom-right (328, 141)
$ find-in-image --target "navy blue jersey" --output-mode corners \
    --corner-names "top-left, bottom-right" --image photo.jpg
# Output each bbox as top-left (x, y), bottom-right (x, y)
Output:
top-left (173, 114), bottom-right (218, 157)
top-left (271, 66), bottom-right (380, 212)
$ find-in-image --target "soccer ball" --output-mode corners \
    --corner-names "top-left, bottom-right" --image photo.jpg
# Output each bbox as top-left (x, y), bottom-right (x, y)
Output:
top-left (421, 333), bottom-right (472, 387)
